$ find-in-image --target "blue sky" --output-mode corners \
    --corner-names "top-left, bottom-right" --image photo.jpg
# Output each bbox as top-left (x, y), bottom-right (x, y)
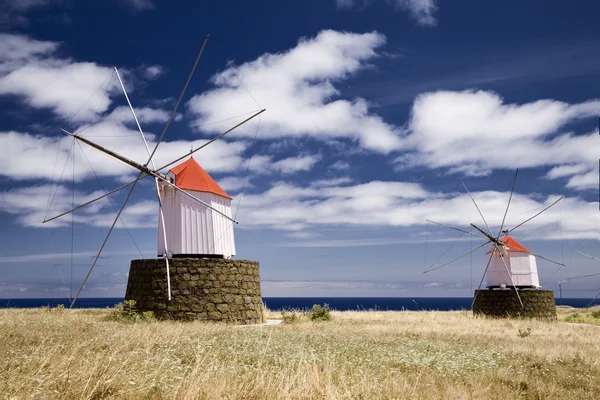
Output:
top-left (0, 0), bottom-right (599, 299)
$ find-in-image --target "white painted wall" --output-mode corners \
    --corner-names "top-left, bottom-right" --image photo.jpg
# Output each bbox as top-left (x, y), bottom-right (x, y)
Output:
top-left (157, 183), bottom-right (236, 258)
top-left (486, 252), bottom-right (541, 288)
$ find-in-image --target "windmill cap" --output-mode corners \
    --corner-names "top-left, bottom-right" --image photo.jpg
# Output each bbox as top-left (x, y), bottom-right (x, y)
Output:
top-left (486, 235), bottom-right (532, 254)
top-left (169, 157), bottom-right (232, 200)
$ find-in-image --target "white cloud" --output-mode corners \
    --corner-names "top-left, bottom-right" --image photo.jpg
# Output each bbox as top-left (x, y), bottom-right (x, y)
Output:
top-left (335, 0), bottom-right (355, 8)
top-left (142, 65), bottom-right (164, 80)
top-left (0, 34), bottom-right (119, 121)
top-left (233, 180), bottom-right (599, 241)
top-left (217, 176), bottom-right (253, 193)
top-left (335, 0), bottom-right (438, 26)
top-left (394, 0), bottom-right (437, 26)
top-left (122, 0), bottom-right (155, 12)
top-left (0, 60), bottom-right (118, 121)
top-left (329, 160), bottom-right (351, 171)
top-left (7, 0), bottom-right (53, 12)
top-left (271, 154), bottom-right (322, 174)
top-left (3, 177), bottom-right (598, 243)
top-left (546, 164), bottom-right (590, 179)
top-left (188, 30), bottom-right (403, 153)
top-left (0, 126), bottom-right (249, 183)
top-left (0, 34), bottom-right (167, 122)
top-left (545, 164), bottom-right (598, 191)
top-left (310, 177), bottom-right (353, 188)
top-left (0, 183), bottom-right (159, 228)
top-left (0, 33), bottom-right (58, 66)
top-left (398, 90), bottom-right (600, 186)
top-left (286, 231), bottom-right (319, 240)
top-left (566, 169), bottom-right (598, 190)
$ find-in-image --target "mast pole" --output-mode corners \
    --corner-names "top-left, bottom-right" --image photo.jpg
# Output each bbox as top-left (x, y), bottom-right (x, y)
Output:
top-left (114, 66), bottom-right (172, 301)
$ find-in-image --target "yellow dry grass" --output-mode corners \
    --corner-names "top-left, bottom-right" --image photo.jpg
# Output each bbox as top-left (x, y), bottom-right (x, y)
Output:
top-left (1, 307), bottom-right (599, 399)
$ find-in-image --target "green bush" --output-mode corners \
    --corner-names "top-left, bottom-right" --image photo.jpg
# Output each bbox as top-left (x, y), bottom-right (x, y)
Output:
top-left (565, 313), bottom-right (584, 324)
top-left (53, 304), bottom-right (66, 313)
top-left (591, 310), bottom-right (600, 319)
top-left (281, 309), bottom-right (304, 324)
top-left (309, 304), bottom-right (331, 321)
top-left (104, 300), bottom-right (155, 323)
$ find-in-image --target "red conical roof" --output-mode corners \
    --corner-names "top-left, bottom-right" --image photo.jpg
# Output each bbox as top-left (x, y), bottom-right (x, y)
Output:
top-left (169, 157), bottom-right (231, 200)
top-left (487, 235), bottom-right (532, 254)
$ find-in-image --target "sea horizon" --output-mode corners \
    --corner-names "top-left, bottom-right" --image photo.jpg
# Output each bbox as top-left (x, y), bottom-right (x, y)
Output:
top-left (2, 297), bottom-right (598, 311)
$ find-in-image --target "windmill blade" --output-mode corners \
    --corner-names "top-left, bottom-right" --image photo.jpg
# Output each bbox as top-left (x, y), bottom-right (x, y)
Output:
top-left (530, 252), bottom-right (565, 267)
top-left (471, 251), bottom-right (495, 309)
top-left (145, 34), bottom-right (210, 166)
top-left (43, 179), bottom-right (138, 224)
top-left (471, 223), bottom-right (498, 244)
top-left (498, 168), bottom-right (518, 237)
top-left (159, 108), bottom-right (266, 171)
top-left (67, 132), bottom-right (238, 223)
top-left (155, 189), bottom-right (171, 299)
top-left (115, 66), bottom-right (173, 300)
top-left (574, 250), bottom-right (600, 264)
top-left (507, 197), bottom-right (563, 235)
top-left (425, 219), bottom-right (488, 240)
top-left (564, 272), bottom-right (600, 281)
top-left (587, 288), bottom-right (600, 308)
top-left (461, 180), bottom-right (494, 238)
top-left (164, 181), bottom-right (238, 224)
top-left (494, 244), bottom-right (524, 308)
top-left (424, 240), bottom-right (491, 273)
top-left (70, 170), bottom-right (142, 307)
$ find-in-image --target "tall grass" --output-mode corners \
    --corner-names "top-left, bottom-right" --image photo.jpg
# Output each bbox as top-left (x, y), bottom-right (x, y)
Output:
top-left (1, 307), bottom-right (599, 399)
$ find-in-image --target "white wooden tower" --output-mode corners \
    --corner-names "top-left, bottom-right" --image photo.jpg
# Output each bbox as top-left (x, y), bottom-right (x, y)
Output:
top-left (158, 157), bottom-right (236, 259)
top-left (485, 235), bottom-right (540, 289)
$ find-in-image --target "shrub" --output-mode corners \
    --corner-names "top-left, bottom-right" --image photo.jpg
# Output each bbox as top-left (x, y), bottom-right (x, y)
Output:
top-left (591, 310), bottom-right (600, 319)
top-left (104, 300), bottom-right (155, 323)
top-left (565, 313), bottom-right (584, 324)
top-left (53, 304), bottom-right (66, 313)
top-left (281, 309), bottom-right (304, 324)
top-left (309, 304), bottom-right (331, 322)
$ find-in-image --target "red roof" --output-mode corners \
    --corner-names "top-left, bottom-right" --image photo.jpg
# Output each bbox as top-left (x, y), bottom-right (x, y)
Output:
top-left (169, 157), bottom-right (231, 200)
top-left (487, 235), bottom-right (532, 254)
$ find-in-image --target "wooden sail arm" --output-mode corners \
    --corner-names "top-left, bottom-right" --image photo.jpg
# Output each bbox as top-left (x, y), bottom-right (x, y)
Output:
top-left (61, 129), bottom-right (167, 181)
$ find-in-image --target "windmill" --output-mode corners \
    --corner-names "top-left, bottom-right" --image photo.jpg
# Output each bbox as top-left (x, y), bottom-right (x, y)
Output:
top-left (42, 35), bottom-right (265, 308)
top-left (424, 169), bottom-right (565, 315)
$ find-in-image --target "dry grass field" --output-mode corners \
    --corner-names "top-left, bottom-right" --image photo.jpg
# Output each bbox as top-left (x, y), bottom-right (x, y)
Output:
top-left (1, 305), bottom-right (600, 399)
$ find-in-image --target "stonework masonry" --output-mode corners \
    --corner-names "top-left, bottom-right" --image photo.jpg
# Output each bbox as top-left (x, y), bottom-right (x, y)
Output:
top-left (125, 258), bottom-right (264, 324)
top-left (473, 289), bottom-right (556, 320)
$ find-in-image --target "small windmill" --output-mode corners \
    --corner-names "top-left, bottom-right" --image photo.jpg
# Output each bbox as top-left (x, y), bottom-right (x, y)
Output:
top-left (42, 35), bottom-right (265, 307)
top-left (424, 169), bottom-right (565, 309)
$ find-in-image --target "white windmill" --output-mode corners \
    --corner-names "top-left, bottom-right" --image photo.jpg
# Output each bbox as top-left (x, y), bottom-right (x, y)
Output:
top-left (424, 169), bottom-right (565, 308)
top-left (157, 156), bottom-right (236, 259)
top-left (42, 35), bottom-right (265, 307)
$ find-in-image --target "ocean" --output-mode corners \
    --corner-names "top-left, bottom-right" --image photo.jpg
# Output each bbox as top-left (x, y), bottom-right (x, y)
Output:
top-left (1, 297), bottom-right (598, 311)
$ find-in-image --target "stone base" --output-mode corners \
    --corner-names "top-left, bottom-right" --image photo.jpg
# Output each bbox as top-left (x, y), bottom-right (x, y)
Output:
top-left (125, 258), bottom-right (264, 324)
top-left (473, 289), bottom-right (556, 320)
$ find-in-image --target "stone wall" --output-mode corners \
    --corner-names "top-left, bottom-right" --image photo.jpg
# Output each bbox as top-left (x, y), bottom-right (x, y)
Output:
top-left (125, 258), bottom-right (264, 324)
top-left (473, 289), bottom-right (556, 320)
